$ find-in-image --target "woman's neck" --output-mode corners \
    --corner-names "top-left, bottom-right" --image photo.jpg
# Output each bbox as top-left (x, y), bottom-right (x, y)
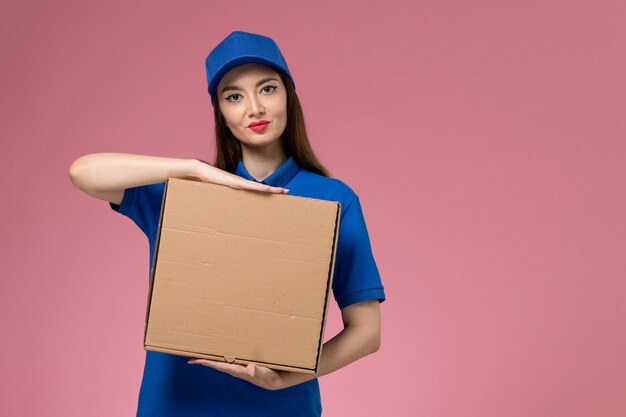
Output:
top-left (241, 143), bottom-right (288, 182)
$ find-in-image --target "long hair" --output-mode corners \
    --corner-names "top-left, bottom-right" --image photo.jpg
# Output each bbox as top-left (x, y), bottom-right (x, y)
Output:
top-left (208, 70), bottom-right (331, 178)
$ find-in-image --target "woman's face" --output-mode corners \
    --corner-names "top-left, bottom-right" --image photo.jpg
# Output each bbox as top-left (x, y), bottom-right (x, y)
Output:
top-left (216, 63), bottom-right (288, 150)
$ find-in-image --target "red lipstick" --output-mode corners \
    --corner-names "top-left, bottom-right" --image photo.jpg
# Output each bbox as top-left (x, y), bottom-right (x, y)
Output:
top-left (248, 120), bottom-right (270, 132)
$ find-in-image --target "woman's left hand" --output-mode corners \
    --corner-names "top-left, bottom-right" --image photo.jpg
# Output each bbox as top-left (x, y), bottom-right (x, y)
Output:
top-left (187, 358), bottom-right (314, 391)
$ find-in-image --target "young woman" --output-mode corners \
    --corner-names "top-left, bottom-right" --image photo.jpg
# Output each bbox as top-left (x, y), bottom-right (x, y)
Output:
top-left (69, 31), bottom-right (386, 417)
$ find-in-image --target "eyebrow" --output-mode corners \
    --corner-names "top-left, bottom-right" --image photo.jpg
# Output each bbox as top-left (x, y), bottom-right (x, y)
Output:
top-left (220, 77), bottom-right (279, 94)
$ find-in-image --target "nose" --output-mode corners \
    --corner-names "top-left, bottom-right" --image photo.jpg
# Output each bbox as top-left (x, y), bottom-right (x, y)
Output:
top-left (247, 94), bottom-right (265, 117)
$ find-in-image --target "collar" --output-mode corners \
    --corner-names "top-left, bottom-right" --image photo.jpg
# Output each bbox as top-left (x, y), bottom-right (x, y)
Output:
top-left (235, 155), bottom-right (301, 188)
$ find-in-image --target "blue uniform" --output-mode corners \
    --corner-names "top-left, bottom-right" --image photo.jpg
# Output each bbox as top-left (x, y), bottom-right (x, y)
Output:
top-left (109, 155), bottom-right (386, 416)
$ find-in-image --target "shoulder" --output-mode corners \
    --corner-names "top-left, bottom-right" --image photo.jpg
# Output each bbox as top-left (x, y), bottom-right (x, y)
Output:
top-left (296, 169), bottom-right (359, 213)
top-left (300, 169), bottom-right (356, 194)
top-left (131, 181), bottom-right (167, 207)
top-left (110, 181), bottom-right (166, 215)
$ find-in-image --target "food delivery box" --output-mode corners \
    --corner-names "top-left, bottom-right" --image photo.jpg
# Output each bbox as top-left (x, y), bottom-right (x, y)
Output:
top-left (143, 177), bottom-right (341, 374)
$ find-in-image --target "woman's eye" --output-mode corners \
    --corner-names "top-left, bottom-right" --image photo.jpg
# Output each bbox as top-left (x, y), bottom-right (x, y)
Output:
top-left (225, 94), bottom-right (241, 102)
top-left (262, 85), bottom-right (278, 94)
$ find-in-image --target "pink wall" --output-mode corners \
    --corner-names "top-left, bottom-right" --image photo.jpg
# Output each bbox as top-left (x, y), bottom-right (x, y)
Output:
top-left (2, 0), bottom-right (625, 416)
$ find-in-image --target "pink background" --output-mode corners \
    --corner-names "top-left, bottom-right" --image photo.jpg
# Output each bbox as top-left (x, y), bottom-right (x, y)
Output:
top-left (2, 1), bottom-right (625, 416)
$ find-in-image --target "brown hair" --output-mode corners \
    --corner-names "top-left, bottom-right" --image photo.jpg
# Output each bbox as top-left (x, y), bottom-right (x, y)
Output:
top-left (208, 70), bottom-right (331, 178)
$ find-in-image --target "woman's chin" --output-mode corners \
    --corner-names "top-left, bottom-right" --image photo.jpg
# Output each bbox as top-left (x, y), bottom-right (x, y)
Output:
top-left (240, 136), bottom-right (282, 149)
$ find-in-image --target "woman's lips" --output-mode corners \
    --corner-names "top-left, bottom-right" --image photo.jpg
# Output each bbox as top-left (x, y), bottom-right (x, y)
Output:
top-left (249, 122), bottom-right (269, 132)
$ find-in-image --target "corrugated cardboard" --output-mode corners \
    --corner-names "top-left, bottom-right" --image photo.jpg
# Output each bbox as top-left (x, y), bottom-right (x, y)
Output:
top-left (144, 178), bottom-right (341, 374)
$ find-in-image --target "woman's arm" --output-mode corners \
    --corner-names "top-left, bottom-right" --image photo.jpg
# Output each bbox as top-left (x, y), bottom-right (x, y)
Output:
top-left (277, 299), bottom-right (382, 387)
top-left (68, 152), bottom-right (289, 204)
top-left (189, 299), bottom-right (382, 389)
top-left (318, 299), bottom-right (382, 375)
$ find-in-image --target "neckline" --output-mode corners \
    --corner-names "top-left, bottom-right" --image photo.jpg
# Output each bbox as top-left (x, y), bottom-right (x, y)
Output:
top-left (235, 155), bottom-right (301, 188)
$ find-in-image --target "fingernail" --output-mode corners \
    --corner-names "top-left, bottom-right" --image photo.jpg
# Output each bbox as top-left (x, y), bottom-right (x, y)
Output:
top-left (188, 360), bottom-right (196, 364)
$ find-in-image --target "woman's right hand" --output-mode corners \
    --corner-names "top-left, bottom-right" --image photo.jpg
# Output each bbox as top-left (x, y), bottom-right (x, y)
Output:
top-left (192, 159), bottom-right (289, 194)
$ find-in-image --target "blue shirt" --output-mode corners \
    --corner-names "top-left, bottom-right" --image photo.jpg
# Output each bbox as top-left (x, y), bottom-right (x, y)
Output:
top-left (110, 155), bottom-right (386, 417)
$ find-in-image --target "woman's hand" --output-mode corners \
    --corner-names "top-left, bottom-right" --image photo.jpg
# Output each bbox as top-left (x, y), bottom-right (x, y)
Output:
top-left (192, 159), bottom-right (289, 194)
top-left (187, 358), bottom-right (314, 390)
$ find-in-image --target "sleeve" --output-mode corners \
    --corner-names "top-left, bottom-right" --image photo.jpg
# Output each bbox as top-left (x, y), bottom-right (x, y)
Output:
top-left (332, 195), bottom-right (386, 309)
top-left (109, 181), bottom-right (166, 239)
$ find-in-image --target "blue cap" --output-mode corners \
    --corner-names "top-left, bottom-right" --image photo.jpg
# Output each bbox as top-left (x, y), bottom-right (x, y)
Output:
top-left (205, 31), bottom-right (296, 103)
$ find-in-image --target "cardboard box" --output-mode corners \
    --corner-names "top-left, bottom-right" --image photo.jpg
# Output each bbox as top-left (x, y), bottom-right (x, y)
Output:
top-left (144, 178), bottom-right (341, 374)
